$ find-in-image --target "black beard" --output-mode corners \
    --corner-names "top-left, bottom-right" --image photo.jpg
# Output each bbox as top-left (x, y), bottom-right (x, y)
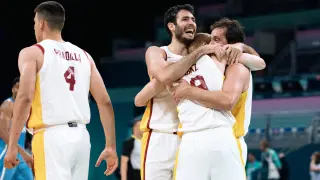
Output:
top-left (175, 26), bottom-right (193, 46)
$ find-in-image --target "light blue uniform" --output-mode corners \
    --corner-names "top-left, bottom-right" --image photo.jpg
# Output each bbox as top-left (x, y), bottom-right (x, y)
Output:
top-left (0, 97), bottom-right (33, 180)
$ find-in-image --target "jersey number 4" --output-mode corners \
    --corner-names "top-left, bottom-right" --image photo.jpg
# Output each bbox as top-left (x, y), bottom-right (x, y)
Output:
top-left (64, 66), bottom-right (76, 91)
top-left (190, 75), bottom-right (208, 90)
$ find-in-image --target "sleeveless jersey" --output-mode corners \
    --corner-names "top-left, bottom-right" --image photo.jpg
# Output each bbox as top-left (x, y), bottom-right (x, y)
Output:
top-left (232, 73), bottom-right (253, 137)
top-left (177, 55), bottom-right (235, 133)
top-left (0, 98), bottom-right (26, 152)
top-left (27, 40), bottom-right (91, 130)
top-left (140, 46), bottom-right (182, 133)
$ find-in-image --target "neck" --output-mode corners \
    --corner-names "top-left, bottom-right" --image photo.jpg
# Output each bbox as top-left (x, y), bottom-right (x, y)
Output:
top-left (41, 31), bottom-right (64, 42)
top-left (168, 37), bottom-right (188, 56)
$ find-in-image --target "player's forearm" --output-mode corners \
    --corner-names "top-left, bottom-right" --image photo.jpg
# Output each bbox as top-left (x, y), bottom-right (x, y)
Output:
top-left (186, 87), bottom-right (234, 111)
top-left (135, 79), bottom-right (165, 107)
top-left (97, 101), bottom-right (116, 149)
top-left (160, 47), bottom-right (207, 84)
top-left (243, 44), bottom-right (260, 57)
top-left (120, 162), bottom-right (128, 180)
top-left (239, 53), bottom-right (266, 71)
top-left (8, 98), bottom-right (32, 149)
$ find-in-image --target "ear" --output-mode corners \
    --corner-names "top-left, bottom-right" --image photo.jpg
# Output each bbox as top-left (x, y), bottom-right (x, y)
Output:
top-left (168, 22), bottom-right (175, 32)
top-left (39, 20), bottom-right (45, 30)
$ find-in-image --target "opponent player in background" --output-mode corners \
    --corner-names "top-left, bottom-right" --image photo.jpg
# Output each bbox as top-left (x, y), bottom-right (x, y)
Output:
top-left (135, 4), bottom-right (238, 180)
top-left (0, 77), bottom-right (33, 180)
top-left (4, 1), bottom-right (118, 180)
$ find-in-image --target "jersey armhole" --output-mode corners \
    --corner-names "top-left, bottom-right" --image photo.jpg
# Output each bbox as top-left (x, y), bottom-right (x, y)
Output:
top-left (33, 44), bottom-right (45, 54)
top-left (160, 48), bottom-right (167, 61)
top-left (33, 44), bottom-right (45, 73)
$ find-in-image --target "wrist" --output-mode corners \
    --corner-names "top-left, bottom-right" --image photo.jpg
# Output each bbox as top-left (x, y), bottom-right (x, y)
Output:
top-left (196, 46), bottom-right (207, 58)
top-left (185, 86), bottom-right (195, 100)
top-left (105, 145), bottom-right (116, 151)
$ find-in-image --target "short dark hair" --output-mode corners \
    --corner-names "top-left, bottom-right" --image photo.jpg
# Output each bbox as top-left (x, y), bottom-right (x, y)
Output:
top-left (164, 4), bottom-right (194, 37)
top-left (34, 1), bottom-right (65, 31)
top-left (210, 18), bottom-right (245, 44)
top-left (12, 77), bottom-right (19, 87)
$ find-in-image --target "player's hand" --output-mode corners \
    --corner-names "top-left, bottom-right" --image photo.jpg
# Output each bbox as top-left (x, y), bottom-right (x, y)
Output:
top-left (20, 150), bottom-right (33, 168)
top-left (95, 147), bottom-right (118, 176)
top-left (171, 80), bottom-right (190, 104)
top-left (4, 146), bottom-right (19, 169)
top-left (202, 44), bottom-right (225, 60)
top-left (223, 43), bottom-right (243, 65)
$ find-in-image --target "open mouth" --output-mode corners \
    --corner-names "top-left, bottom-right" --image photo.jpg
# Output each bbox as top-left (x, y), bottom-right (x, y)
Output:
top-left (185, 29), bottom-right (194, 35)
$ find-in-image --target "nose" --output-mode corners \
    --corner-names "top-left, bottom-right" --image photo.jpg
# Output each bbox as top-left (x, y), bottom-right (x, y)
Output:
top-left (187, 19), bottom-right (196, 26)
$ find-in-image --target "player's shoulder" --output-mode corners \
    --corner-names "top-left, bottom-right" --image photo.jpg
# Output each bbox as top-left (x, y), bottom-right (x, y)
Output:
top-left (1, 98), bottom-right (13, 108)
top-left (146, 46), bottom-right (166, 59)
top-left (146, 45), bottom-right (165, 52)
top-left (199, 54), bottom-right (211, 60)
top-left (19, 45), bottom-right (43, 58)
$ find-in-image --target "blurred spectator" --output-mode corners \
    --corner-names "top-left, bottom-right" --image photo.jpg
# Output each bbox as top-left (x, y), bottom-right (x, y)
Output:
top-left (310, 151), bottom-right (320, 180)
top-left (259, 140), bottom-right (282, 180)
top-left (121, 115), bottom-right (143, 180)
top-left (25, 132), bottom-right (32, 154)
top-left (278, 152), bottom-right (290, 180)
top-left (246, 152), bottom-right (262, 180)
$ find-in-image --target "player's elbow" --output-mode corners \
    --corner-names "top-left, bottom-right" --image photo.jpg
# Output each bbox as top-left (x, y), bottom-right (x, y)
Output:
top-left (258, 58), bottom-right (266, 70)
top-left (134, 96), bottom-right (146, 107)
top-left (97, 97), bottom-right (112, 108)
top-left (17, 94), bottom-right (33, 105)
top-left (222, 98), bottom-right (235, 111)
top-left (156, 74), bottom-right (174, 85)
top-left (253, 58), bottom-right (266, 71)
top-left (150, 68), bottom-right (173, 85)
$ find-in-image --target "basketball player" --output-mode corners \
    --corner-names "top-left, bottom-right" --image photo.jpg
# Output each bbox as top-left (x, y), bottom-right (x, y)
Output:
top-left (137, 32), bottom-right (264, 180)
top-left (0, 77), bottom-right (33, 180)
top-left (172, 18), bottom-right (259, 171)
top-left (137, 4), bottom-right (238, 180)
top-left (171, 32), bottom-right (263, 179)
top-left (4, 1), bottom-right (117, 180)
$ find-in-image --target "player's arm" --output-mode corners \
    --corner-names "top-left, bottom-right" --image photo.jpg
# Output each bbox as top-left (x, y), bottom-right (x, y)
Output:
top-left (0, 101), bottom-right (13, 144)
top-left (146, 45), bottom-right (214, 85)
top-left (135, 78), bottom-right (165, 107)
top-left (0, 101), bottom-right (32, 166)
top-left (243, 44), bottom-right (259, 56)
top-left (227, 43), bottom-right (265, 71)
top-left (239, 53), bottom-right (266, 71)
top-left (120, 156), bottom-right (129, 180)
top-left (178, 64), bottom-right (249, 110)
top-left (89, 58), bottom-right (116, 150)
top-left (8, 46), bottom-right (39, 152)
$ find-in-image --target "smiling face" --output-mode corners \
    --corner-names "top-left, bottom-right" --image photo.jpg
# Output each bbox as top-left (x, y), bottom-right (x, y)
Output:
top-left (168, 9), bottom-right (196, 45)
